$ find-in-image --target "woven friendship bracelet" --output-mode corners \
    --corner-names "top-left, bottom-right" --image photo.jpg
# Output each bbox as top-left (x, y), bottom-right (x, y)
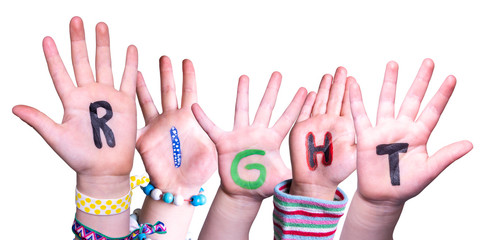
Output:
top-left (75, 175), bottom-right (149, 216)
top-left (72, 216), bottom-right (166, 240)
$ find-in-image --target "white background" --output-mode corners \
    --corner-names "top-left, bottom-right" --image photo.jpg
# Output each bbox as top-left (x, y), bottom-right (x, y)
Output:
top-left (1, 1), bottom-right (493, 239)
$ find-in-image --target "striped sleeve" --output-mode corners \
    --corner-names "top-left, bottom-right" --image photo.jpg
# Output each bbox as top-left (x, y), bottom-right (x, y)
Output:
top-left (273, 180), bottom-right (348, 240)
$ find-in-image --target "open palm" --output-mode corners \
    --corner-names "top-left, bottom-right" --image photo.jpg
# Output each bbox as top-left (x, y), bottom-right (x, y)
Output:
top-left (13, 17), bottom-right (138, 177)
top-left (289, 68), bottom-right (356, 198)
top-left (350, 59), bottom-right (473, 204)
top-left (135, 57), bottom-right (217, 194)
top-left (192, 72), bottom-right (307, 200)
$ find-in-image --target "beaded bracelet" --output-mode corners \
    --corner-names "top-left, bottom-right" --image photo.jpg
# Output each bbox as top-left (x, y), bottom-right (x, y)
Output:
top-left (72, 216), bottom-right (166, 240)
top-left (141, 182), bottom-right (207, 206)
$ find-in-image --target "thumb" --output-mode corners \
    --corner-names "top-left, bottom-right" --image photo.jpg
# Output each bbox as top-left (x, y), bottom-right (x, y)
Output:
top-left (12, 105), bottom-right (61, 147)
top-left (427, 140), bottom-right (473, 180)
top-left (191, 103), bottom-right (223, 143)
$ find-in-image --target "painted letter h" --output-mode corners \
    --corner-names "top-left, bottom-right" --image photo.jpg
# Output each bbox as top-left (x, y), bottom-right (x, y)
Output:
top-left (306, 132), bottom-right (333, 170)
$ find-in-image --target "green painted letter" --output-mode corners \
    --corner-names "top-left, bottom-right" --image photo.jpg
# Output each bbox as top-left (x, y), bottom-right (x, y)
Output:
top-left (230, 149), bottom-right (266, 190)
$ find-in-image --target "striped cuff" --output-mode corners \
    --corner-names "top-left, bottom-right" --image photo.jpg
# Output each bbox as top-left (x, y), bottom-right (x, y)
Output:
top-left (273, 180), bottom-right (348, 240)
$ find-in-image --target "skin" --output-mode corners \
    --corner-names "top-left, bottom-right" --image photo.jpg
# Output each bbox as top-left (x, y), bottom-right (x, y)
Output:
top-left (340, 59), bottom-right (473, 239)
top-left (192, 72), bottom-right (307, 240)
top-left (12, 16), bottom-right (138, 237)
top-left (135, 56), bottom-right (218, 240)
top-left (288, 67), bottom-right (357, 201)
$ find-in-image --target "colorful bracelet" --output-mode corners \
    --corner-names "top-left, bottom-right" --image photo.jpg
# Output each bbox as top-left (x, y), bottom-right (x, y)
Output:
top-left (272, 179), bottom-right (348, 240)
top-left (75, 189), bottom-right (132, 215)
top-left (75, 175), bottom-right (149, 216)
top-left (141, 182), bottom-right (207, 207)
top-left (72, 216), bottom-right (166, 240)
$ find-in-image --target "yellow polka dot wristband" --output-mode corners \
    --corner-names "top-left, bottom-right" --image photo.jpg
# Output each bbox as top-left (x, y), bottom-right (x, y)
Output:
top-left (75, 175), bottom-right (150, 216)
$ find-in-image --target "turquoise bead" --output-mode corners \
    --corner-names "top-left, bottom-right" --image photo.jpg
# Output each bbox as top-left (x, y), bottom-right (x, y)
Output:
top-left (190, 195), bottom-right (201, 206)
top-left (198, 194), bottom-right (207, 205)
top-left (138, 233), bottom-right (147, 240)
top-left (141, 183), bottom-right (155, 196)
top-left (191, 194), bottom-right (207, 206)
top-left (163, 192), bottom-right (174, 204)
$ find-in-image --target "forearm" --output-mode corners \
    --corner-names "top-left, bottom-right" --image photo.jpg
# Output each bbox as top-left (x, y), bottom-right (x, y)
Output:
top-left (75, 174), bottom-right (131, 237)
top-left (138, 196), bottom-right (194, 239)
top-left (199, 187), bottom-right (262, 240)
top-left (340, 191), bottom-right (404, 240)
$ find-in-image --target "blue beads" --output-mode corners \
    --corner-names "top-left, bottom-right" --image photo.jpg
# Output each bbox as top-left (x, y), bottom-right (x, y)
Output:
top-left (141, 183), bottom-right (155, 196)
top-left (198, 194), bottom-right (206, 204)
top-left (162, 192), bottom-right (174, 204)
top-left (190, 194), bottom-right (207, 206)
top-left (137, 233), bottom-right (147, 240)
top-left (141, 183), bottom-right (206, 207)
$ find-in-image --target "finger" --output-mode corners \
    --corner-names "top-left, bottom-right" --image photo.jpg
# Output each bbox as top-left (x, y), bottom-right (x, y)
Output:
top-left (417, 75), bottom-right (456, 135)
top-left (376, 61), bottom-right (398, 124)
top-left (397, 58), bottom-right (434, 121)
top-left (42, 36), bottom-right (75, 102)
top-left (180, 59), bottom-right (198, 108)
top-left (253, 71), bottom-right (282, 127)
top-left (234, 75), bottom-right (250, 129)
top-left (349, 78), bottom-right (372, 135)
top-left (427, 140), bottom-right (473, 181)
top-left (311, 74), bottom-right (332, 115)
top-left (69, 16), bottom-right (94, 86)
top-left (160, 56), bottom-right (178, 112)
top-left (136, 72), bottom-right (159, 124)
top-left (119, 45), bottom-right (138, 97)
top-left (272, 87), bottom-right (307, 137)
top-left (95, 22), bottom-right (114, 86)
top-left (191, 103), bottom-right (223, 143)
top-left (327, 67), bottom-right (347, 116)
top-left (340, 76), bottom-right (353, 117)
top-left (12, 105), bottom-right (62, 147)
top-left (297, 91), bottom-right (316, 122)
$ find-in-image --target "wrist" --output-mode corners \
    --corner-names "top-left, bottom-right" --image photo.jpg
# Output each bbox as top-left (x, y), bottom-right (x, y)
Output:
top-left (75, 174), bottom-right (132, 237)
top-left (142, 181), bottom-right (206, 207)
top-left (356, 191), bottom-right (405, 212)
top-left (139, 183), bottom-right (205, 240)
top-left (141, 194), bottom-right (196, 217)
top-left (198, 187), bottom-right (263, 239)
top-left (218, 186), bottom-right (263, 205)
top-left (273, 180), bottom-right (348, 240)
top-left (151, 183), bottom-right (203, 200)
top-left (289, 180), bottom-right (338, 201)
top-left (77, 174), bottom-right (130, 198)
top-left (215, 187), bottom-right (263, 222)
top-left (340, 191), bottom-right (404, 240)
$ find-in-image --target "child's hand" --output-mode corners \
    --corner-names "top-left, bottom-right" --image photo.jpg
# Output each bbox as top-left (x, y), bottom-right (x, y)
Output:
top-left (12, 17), bottom-right (137, 236)
top-left (288, 67), bottom-right (356, 200)
top-left (349, 59), bottom-right (472, 205)
top-left (135, 56), bottom-right (217, 196)
top-left (193, 72), bottom-right (307, 200)
top-left (135, 57), bottom-right (217, 240)
top-left (341, 59), bottom-right (473, 240)
top-left (12, 17), bottom-right (138, 185)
